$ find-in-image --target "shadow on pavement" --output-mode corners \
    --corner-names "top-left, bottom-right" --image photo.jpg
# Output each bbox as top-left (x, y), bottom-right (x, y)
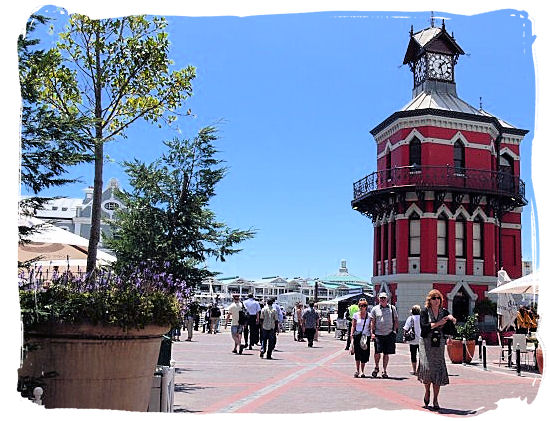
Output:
top-left (174, 382), bottom-right (211, 393)
top-left (435, 407), bottom-right (477, 416)
top-left (173, 407), bottom-right (203, 413)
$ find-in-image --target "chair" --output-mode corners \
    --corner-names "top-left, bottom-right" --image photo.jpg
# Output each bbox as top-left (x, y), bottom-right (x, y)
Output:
top-left (512, 334), bottom-right (535, 370)
top-left (497, 331), bottom-right (514, 367)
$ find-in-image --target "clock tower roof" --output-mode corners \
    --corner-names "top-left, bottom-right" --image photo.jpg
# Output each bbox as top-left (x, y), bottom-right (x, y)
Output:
top-left (403, 23), bottom-right (464, 65)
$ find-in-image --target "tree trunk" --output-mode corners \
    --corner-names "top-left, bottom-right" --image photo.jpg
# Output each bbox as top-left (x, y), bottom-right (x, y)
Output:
top-left (86, 25), bottom-right (104, 277)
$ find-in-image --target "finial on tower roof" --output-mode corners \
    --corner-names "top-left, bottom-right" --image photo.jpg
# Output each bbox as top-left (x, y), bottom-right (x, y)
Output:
top-left (480, 96), bottom-right (483, 110)
top-left (410, 24), bottom-right (414, 37)
top-left (442, 19), bottom-right (446, 31)
top-left (430, 11), bottom-right (435, 28)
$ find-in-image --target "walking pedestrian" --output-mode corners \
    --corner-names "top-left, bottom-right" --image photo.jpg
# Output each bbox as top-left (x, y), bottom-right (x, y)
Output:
top-left (302, 302), bottom-right (319, 347)
top-left (345, 300), bottom-right (359, 350)
top-left (259, 298), bottom-right (279, 359)
top-left (243, 293), bottom-right (261, 348)
top-left (404, 305), bottom-right (422, 374)
top-left (418, 289), bottom-right (457, 411)
top-left (350, 298), bottom-right (371, 378)
top-left (209, 302), bottom-right (221, 334)
top-left (369, 292), bottom-right (399, 378)
top-left (224, 294), bottom-right (246, 354)
top-left (293, 303), bottom-right (305, 341)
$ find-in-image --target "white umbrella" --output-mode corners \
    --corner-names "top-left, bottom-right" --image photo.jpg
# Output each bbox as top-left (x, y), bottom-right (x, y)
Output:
top-left (489, 272), bottom-right (539, 295)
top-left (493, 269), bottom-right (518, 331)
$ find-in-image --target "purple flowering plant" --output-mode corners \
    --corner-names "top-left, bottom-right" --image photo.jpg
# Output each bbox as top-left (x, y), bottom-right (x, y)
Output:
top-left (19, 261), bottom-right (190, 330)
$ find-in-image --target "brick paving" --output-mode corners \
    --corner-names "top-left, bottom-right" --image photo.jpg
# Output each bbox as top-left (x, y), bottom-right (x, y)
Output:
top-left (171, 328), bottom-right (542, 415)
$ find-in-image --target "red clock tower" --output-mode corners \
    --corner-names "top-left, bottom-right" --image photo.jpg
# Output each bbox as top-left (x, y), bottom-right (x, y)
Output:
top-left (351, 21), bottom-right (528, 324)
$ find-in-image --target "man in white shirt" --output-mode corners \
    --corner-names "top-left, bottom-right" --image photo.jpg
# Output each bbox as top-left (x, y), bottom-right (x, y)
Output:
top-left (243, 293), bottom-right (261, 349)
top-left (224, 294), bottom-right (246, 354)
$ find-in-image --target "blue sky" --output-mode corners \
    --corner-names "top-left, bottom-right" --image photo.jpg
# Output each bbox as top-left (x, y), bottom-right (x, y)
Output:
top-left (22, 7), bottom-right (537, 281)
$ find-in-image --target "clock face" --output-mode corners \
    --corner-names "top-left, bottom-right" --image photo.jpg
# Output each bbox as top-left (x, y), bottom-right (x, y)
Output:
top-left (428, 53), bottom-right (453, 81)
top-left (414, 57), bottom-right (426, 85)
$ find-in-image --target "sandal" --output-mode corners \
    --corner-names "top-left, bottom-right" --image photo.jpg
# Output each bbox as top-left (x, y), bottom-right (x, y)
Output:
top-left (381, 372), bottom-right (389, 378)
top-left (371, 368), bottom-right (379, 378)
top-left (354, 372), bottom-right (359, 378)
top-left (360, 373), bottom-right (366, 378)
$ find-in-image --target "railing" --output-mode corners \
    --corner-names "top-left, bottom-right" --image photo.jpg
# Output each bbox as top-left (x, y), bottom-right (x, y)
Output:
top-left (353, 165), bottom-right (525, 201)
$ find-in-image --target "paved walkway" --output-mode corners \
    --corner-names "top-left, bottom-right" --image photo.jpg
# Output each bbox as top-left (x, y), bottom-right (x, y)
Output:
top-left (171, 329), bottom-right (542, 415)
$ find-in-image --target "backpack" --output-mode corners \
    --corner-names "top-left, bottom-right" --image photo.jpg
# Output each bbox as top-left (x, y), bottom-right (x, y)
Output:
top-left (211, 306), bottom-right (221, 318)
top-left (238, 303), bottom-right (248, 325)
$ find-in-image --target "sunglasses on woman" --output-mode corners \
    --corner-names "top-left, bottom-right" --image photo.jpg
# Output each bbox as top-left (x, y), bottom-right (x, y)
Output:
top-left (359, 304), bottom-right (367, 308)
top-left (431, 297), bottom-right (441, 301)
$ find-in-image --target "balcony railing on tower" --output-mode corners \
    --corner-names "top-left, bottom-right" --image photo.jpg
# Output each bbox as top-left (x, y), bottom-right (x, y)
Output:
top-left (353, 165), bottom-right (526, 203)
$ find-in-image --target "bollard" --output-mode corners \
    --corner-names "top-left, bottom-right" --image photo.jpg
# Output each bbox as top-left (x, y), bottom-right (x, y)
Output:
top-left (534, 342), bottom-right (539, 372)
top-left (462, 338), bottom-right (467, 365)
top-left (482, 340), bottom-right (487, 371)
top-left (516, 344), bottom-right (521, 376)
top-left (478, 335), bottom-right (483, 360)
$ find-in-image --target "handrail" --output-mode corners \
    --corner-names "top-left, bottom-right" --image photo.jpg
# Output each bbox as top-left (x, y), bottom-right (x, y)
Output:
top-left (353, 165), bottom-right (525, 201)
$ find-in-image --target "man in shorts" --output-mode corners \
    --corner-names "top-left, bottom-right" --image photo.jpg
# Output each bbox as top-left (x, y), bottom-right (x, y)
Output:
top-left (225, 294), bottom-right (246, 354)
top-left (369, 292), bottom-right (399, 378)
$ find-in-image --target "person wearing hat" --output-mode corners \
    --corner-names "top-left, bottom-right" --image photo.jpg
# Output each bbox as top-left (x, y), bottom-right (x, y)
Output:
top-left (369, 292), bottom-right (399, 378)
top-left (225, 293), bottom-right (246, 354)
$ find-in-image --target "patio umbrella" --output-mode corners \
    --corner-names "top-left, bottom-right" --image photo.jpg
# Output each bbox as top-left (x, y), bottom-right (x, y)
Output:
top-left (489, 272), bottom-right (539, 295)
top-left (493, 269), bottom-right (518, 331)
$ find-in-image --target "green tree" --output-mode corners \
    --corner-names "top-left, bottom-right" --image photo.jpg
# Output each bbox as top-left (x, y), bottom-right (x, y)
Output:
top-left (38, 14), bottom-right (195, 275)
top-left (105, 126), bottom-right (255, 289)
top-left (18, 14), bottom-right (93, 242)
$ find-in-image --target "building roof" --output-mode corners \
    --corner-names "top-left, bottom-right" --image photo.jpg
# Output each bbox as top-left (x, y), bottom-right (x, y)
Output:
top-left (401, 90), bottom-right (482, 115)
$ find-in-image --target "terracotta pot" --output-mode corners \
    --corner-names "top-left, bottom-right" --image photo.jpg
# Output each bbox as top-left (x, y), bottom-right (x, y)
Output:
top-left (536, 347), bottom-right (543, 374)
top-left (447, 338), bottom-right (476, 363)
top-left (19, 323), bottom-right (168, 410)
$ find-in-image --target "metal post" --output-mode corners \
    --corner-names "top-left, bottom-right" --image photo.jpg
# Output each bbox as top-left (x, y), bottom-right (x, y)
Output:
top-left (516, 344), bottom-right (521, 376)
top-left (482, 340), bottom-right (487, 371)
top-left (478, 335), bottom-right (483, 360)
top-left (534, 341), bottom-right (539, 372)
top-left (462, 338), bottom-right (467, 365)
top-left (507, 338), bottom-right (513, 367)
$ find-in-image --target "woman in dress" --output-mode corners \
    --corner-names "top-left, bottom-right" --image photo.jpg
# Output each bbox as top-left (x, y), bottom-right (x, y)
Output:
top-left (350, 298), bottom-right (371, 378)
top-left (404, 304), bottom-right (422, 375)
top-left (418, 289), bottom-right (456, 410)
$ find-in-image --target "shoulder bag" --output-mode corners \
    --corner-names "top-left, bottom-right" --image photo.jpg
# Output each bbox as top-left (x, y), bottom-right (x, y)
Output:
top-left (403, 316), bottom-right (416, 341)
top-left (359, 314), bottom-right (369, 350)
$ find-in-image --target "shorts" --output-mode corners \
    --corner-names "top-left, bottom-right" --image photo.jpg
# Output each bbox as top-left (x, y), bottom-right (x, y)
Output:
top-left (374, 332), bottom-right (396, 355)
top-left (231, 325), bottom-right (243, 335)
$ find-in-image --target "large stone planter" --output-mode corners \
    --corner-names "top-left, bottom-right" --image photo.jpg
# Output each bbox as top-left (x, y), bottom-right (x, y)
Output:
top-left (19, 323), bottom-right (168, 410)
top-left (447, 338), bottom-right (476, 363)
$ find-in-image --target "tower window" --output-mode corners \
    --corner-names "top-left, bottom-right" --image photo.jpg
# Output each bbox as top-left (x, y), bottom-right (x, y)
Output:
top-left (473, 216), bottom-right (483, 259)
top-left (409, 212), bottom-right (421, 257)
top-left (385, 149), bottom-right (392, 180)
top-left (454, 140), bottom-right (465, 174)
top-left (391, 221), bottom-right (396, 259)
top-left (437, 214), bottom-right (448, 257)
top-left (409, 137), bottom-right (422, 168)
top-left (455, 215), bottom-right (466, 258)
top-left (104, 202), bottom-right (120, 211)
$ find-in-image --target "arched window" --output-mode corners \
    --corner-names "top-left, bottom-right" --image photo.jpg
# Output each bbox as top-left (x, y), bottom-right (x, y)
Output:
top-left (499, 153), bottom-right (515, 192)
top-left (409, 212), bottom-right (421, 257)
top-left (473, 215), bottom-right (483, 259)
top-left (437, 214), bottom-right (448, 257)
top-left (454, 140), bottom-right (465, 174)
top-left (385, 149), bottom-right (392, 180)
top-left (391, 221), bottom-right (396, 259)
top-left (455, 214), bottom-right (466, 258)
top-left (410, 137), bottom-right (422, 168)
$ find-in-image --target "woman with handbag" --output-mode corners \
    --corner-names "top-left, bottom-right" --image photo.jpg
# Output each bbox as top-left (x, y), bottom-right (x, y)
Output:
top-left (418, 289), bottom-right (456, 411)
top-left (404, 305), bottom-right (421, 375)
top-left (350, 298), bottom-right (371, 378)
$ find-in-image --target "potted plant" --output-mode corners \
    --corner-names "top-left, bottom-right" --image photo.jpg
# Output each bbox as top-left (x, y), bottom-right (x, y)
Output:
top-left (447, 314), bottom-right (480, 364)
top-left (18, 262), bottom-right (188, 410)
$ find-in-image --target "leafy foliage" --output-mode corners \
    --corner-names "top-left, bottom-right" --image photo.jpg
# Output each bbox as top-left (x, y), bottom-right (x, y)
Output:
top-left (18, 14), bottom-right (94, 243)
top-left (105, 126), bottom-right (255, 289)
top-left (18, 262), bottom-right (187, 330)
top-left (473, 297), bottom-right (497, 318)
top-left (454, 313), bottom-right (480, 340)
top-left (38, 13), bottom-right (196, 274)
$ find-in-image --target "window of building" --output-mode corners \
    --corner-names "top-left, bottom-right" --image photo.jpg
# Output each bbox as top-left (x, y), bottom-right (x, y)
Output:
top-left (473, 216), bottom-right (483, 259)
top-left (391, 221), bottom-right (396, 259)
top-left (455, 215), bottom-right (466, 258)
top-left (383, 223), bottom-right (388, 260)
top-left (385, 149), bottom-right (392, 180)
top-left (454, 140), bottom-right (465, 174)
top-left (376, 225), bottom-right (382, 262)
top-left (104, 202), bottom-right (120, 210)
top-left (409, 212), bottom-right (420, 256)
top-left (437, 214), bottom-right (448, 257)
top-left (409, 137), bottom-right (421, 168)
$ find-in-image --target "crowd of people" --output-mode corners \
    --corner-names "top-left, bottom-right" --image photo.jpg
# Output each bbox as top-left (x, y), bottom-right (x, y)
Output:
top-left (174, 289), bottom-right (468, 411)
